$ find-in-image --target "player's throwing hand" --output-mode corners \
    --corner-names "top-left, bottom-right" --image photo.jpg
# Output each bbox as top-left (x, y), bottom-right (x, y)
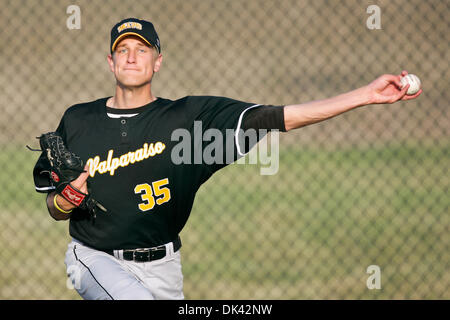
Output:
top-left (367, 70), bottom-right (422, 104)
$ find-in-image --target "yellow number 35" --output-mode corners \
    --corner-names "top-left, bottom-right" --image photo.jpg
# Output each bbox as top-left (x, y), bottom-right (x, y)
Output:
top-left (134, 178), bottom-right (171, 212)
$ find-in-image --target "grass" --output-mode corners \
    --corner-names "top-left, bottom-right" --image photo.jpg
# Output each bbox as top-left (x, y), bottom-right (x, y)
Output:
top-left (0, 141), bottom-right (448, 299)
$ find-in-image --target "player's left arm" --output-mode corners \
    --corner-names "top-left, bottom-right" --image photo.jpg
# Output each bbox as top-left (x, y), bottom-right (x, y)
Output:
top-left (283, 70), bottom-right (422, 131)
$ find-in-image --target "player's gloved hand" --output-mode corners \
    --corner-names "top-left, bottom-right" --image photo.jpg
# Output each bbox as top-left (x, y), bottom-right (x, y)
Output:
top-left (54, 163), bottom-right (89, 212)
top-left (36, 132), bottom-right (107, 219)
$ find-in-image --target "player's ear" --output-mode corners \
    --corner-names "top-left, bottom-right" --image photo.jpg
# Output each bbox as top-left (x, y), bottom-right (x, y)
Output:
top-left (107, 53), bottom-right (115, 73)
top-left (153, 53), bottom-right (162, 73)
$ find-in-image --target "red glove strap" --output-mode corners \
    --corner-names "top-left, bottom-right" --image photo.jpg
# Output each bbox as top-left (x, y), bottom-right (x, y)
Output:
top-left (60, 184), bottom-right (86, 207)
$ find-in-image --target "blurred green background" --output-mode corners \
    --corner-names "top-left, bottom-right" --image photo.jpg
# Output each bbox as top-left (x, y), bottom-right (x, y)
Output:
top-left (0, 0), bottom-right (448, 299)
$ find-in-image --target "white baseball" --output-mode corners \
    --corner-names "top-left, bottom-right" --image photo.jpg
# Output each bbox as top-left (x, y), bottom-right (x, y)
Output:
top-left (400, 74), bottom-right (421, 95)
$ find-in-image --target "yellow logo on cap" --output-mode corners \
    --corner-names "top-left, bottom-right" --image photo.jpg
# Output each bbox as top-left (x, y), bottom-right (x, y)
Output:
top-left (117, 22), bottom-right (143, 33)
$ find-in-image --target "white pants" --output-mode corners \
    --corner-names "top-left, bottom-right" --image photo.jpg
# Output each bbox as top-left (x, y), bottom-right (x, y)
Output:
top-left (64, 238), bottom-right (184, 300)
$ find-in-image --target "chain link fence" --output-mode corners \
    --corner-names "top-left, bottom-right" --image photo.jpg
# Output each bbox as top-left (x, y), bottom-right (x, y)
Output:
top-left (0, 0), bottom-right (448, 299)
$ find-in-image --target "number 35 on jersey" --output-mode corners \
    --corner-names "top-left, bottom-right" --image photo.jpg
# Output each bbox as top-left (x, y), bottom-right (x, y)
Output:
top-left (134, 178), bottom-right (171, 212)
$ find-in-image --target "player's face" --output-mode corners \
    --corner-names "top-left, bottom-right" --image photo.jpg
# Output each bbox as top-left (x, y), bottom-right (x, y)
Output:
top-left (107, 36), bottom-right (162, 88)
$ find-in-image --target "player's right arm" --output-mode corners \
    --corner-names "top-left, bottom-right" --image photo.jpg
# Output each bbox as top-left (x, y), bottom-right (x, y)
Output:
top-left (283, 71), bottom-right (422, 131)
top-left (46, 165), bottom-right (90, 221)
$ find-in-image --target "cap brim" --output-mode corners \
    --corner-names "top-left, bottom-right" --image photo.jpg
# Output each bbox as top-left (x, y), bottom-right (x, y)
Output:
top-left (111, 32), bottom-right (152, 52)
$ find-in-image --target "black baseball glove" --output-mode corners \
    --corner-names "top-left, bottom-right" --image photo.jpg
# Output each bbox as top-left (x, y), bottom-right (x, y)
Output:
top-left (31, 132), bottom-right (106, 218)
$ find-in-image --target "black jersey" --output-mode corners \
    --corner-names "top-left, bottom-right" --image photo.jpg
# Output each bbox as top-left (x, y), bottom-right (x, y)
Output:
top-left (33, 96), bottom-right (282, 250)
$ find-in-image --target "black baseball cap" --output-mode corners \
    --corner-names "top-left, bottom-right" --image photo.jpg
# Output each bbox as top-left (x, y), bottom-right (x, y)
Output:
top-left (110, 18), bottom-right (161, 53)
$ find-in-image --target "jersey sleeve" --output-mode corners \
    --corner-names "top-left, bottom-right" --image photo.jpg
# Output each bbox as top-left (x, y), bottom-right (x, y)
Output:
top-left (241, 105), bottom-right (286, 132)
top-left (32, 116), bottom-right (67, 193)
top-left (188, 96), bottom-right (283, 173)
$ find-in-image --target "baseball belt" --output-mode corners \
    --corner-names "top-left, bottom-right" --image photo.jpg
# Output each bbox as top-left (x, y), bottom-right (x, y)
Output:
top-left (105, 236), bottom-right (182, 262)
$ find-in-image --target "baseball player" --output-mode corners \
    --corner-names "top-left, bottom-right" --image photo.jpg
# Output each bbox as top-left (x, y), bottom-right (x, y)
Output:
top-left (32, 18), bottom-right (421, 300)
